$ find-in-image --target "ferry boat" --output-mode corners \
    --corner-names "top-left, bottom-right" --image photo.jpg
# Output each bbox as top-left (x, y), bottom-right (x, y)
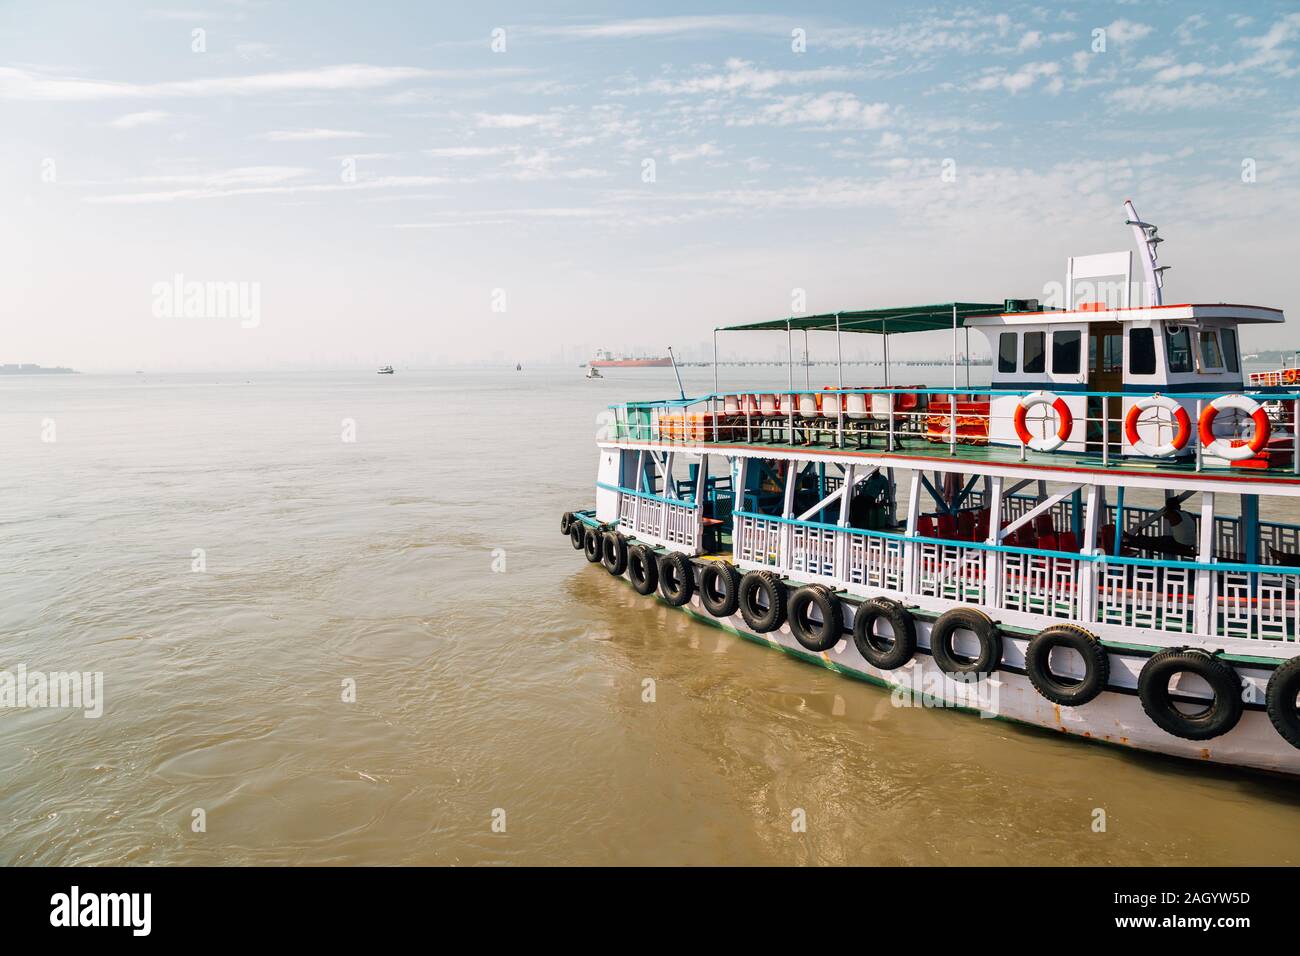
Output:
top-left (590, 348), bottom-right (672, 368)
top-left (378, 365), bottom-right (394, 375)
top-left (561, 202), bottom-right (1300, 776)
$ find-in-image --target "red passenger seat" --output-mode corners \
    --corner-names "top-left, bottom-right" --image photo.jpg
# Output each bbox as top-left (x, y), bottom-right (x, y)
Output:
top-left (957, 511), bottom-right (975, 541)
top-left (937, 513), bottom-right (958, 539)
top-left (1034, 513), bottom-right (1055, 537)
top-left (918, 516), bottom-right (936, 538)
top-left (1058, 531), bottom-right (1078, 553)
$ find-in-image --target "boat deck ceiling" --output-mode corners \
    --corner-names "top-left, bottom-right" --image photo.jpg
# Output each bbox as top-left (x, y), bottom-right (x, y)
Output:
top-left (611, 436), bottom-right (1300, 492)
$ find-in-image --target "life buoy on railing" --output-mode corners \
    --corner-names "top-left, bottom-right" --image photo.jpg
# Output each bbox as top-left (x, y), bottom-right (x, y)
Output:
top-left (1198, 394), bottom-right (1271, 461)
top-left (1124, 395), bottom-right (1191, 457)
top-left (1013, 390), bottom-right (1073, 452)
top-left (1285, 368), bottom-right (1299, 385)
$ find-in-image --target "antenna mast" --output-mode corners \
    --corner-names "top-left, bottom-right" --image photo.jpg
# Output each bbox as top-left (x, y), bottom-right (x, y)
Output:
top-left (1124, 199), bottom-right (1170, 306)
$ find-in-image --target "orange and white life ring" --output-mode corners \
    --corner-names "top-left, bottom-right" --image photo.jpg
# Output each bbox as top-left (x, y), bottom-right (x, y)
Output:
top-left (1124, 395), bottom-right (1191, 457)
top-left (1013, 390), bottom-right (1073, 452)
top-left (1198, 394), bottom-right (1271, 461)
top-left (1284, 368), bottom-right (1299, 384)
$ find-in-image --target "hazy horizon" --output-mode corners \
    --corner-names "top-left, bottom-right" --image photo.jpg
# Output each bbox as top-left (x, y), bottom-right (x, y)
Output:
top-left (5, 2), bottom-right (1300, 372)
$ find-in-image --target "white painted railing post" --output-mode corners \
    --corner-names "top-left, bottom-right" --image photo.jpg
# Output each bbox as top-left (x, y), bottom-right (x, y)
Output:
top-left (836, 465), bottom-right (855, 580)
top-left (902, 472), bottom-right (921, 597)
top-left (1078, 484), bottom-right (1100, 623)
top-left (780, 459), bottom-right (797, 572)
top-left (984, 476), bottom-right (1004, 610)
top-left (1195, 491), bottom-right (1216, 636)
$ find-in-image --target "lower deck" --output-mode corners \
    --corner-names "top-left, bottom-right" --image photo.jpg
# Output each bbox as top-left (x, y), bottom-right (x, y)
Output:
top-left (597, 440), bottom-right (1300, 657)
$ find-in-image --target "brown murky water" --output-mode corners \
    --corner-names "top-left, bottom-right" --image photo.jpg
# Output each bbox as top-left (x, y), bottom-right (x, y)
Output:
top-left (2, 367), bottom-right (1298, 865)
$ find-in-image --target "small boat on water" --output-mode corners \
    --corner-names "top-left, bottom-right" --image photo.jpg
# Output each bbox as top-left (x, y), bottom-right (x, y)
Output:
top-left (586, 366), bottom-right (603, 379)
top-left (562, 201), bottom-right (1300, 776)
top-left (377, 365), bottom-right (394, 375)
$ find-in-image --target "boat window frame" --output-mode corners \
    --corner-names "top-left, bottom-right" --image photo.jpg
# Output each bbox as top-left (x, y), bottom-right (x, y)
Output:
top-left (1165, 324), bottom-right (1195, 374)
top-left (997, 331), bottom-right (1018, 373)
top-left (1197, 328), bottom-right (1225, 372)
top-left (1023, 330), bottom-right (1046, 375)
top-left (1128, 326), bottom-right (1158, 376)
top-left (1051, 328), bottom-right (1082, 376)
top-left (1220, 327), bottom-right (1240, 373)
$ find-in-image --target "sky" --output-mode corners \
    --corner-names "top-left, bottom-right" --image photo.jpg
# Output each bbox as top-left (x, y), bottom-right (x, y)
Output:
top-left (3, 0), bottom-right (1300, 370)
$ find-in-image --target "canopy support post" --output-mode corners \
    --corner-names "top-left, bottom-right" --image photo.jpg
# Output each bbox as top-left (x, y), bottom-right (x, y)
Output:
top-left (787, 320), bottom-right (795, 445)
top-left (712, 328), bottom-right (719, 442)
top-left (803, 329), bottom-right (810, 389)
top-left (835, 313), bottom-right (844, 449)
top-left (950, 304), bottom-right (958, 457)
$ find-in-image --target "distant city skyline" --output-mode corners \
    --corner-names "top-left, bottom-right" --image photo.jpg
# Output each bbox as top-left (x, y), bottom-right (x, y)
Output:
top-left (4, 2), bottom-right (1300, 371)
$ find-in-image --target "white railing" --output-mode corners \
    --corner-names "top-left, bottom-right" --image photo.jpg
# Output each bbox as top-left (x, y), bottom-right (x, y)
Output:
top-left (736, 513), bottom-right (782, 568)
top-left (1002, 549), bottom-right (1084, 620)
top-left (790, 523), bottom-right (837, 578)
top-left (846, 533), bottom-right (905, 592)
top-left (728, 512), bottom-right (1300, 644)
top-left (915, 540), bottom-right (985, 605)
top-left (1214, 569), bottom-right (1298, 641)
top-left (615, 489), bottom-right (700, 553)
top-left (1096, 562), bottom-right (1195, 634)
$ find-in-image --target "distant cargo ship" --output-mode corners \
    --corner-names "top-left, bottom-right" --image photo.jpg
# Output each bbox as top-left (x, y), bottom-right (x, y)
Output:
top-left (589, 349), bottom-right (671, 368)
top-left (0, 363), bottom-right (75, 375)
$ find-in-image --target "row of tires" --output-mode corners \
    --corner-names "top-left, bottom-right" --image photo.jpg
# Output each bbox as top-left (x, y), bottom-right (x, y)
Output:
top-left (561, 514), bottom-right (1300, 750)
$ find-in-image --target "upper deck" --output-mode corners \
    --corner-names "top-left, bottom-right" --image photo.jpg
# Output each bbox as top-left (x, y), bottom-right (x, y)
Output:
top-left (603, 383), bottom-right (1300, 496)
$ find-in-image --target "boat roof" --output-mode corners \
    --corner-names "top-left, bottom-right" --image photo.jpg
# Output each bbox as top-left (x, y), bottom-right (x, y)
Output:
top-left (963, 302), bottom-right (1284, 327)
top-left (718, 302), bottom-right (1006, 335)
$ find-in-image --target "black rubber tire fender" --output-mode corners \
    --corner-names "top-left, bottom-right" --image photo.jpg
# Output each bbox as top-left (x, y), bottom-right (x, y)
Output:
top-left (851, 598), bottom-right (917, 670)
top-left (929, 607), bottom-right (1002, 678)
top-left (658, 552), bottom-right (695, 607)
top-left (699, 562), bottom-right (741, 617)
top-left (738, 570), bottom-right (787, 633)
top-left (788, 585), bottom-right (844, 652)
top-left (560, 512), bottom-right (574, 535)
top-left (601, 531), bottom-right (629, 576)
top-left (583, 526), bottom-right (603, 563)
top-left (1024, 624), bottom-right (1110, 707)
top-left (1138, 649), bottom-right (1243, 741)
top-left (1266, 657), bottom-right (1300, 750)
top-left (570, 522), bottom-right (586, 550)
top-left (628, 544), bottom-right (659, 596)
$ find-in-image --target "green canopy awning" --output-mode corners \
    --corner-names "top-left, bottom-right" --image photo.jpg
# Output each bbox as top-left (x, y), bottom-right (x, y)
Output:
top-left (719, 302), bottom-right (1006, 334)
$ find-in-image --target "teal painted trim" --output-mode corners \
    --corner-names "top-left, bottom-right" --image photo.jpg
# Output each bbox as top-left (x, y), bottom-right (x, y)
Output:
top-left (731, 508), bottom-right (1300, 575)
top-left (597, 481), bottom-right (696, 509)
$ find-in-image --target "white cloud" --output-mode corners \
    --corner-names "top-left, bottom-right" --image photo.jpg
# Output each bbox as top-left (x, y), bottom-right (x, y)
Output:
top-left (738, 91), bottom-right (892, 129)
top-left (1017, 31), bottom-right (1043, 52)
top-left (1105, 19), bottom-right (1153, 44)
top-left (424, 146), bottom-right (515, 158)
top-left (475, 112), bottom-right (558, 130)
top-left (521, 15), bottom-right (790, 40)
top-left (1108, 82), bottom-right (1248, 112)
top-left (966, 61), bottom-right (1061, 94)
top-left (668, 143), bottom-right (721, 164)
top-left (87, 173), bottom-right (451, 204)
top-left (259, 129), bottom-right (372, 142)
top-left (639, 59), bottom-right (866, 95)
top-left (0, 64), bottom-right (439, 101)
top-left (108, 110), bottom-right (170, 129)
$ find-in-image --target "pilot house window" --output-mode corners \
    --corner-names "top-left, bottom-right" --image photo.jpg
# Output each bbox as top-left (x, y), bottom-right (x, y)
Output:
top-left (1199, 330), bottom-right (1224, 370)
top-left (1023, 331), bottom-right (1045, 374)
top-left (1221, 328), bottom-right (1240, 373)
top-left (1052, 330), bottom-right (1081, 375)
top-left (997, 332), bottom-right (1017, 373)
top-left (1129, 327), bottom-right (1156, 375)
top-left (1166, 326), bottom-right (1194, 373)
